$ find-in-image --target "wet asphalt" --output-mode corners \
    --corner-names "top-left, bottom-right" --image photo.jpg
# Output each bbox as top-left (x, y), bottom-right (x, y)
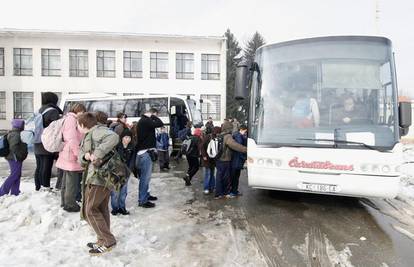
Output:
top-left (184, 165), bottom-right (414, 267)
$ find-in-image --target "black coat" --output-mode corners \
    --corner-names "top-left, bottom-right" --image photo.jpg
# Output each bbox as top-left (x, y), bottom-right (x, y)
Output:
top-left (136, 115), bottom-right (164, 151)
top-left (6, 129), bottom-right (28, 162)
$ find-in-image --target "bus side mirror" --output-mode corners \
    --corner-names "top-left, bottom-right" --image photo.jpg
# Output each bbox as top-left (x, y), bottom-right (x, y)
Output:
top-left (399, 101), bottom-right (412, 136)
top-left (235, 63), bottom-right (249, 100)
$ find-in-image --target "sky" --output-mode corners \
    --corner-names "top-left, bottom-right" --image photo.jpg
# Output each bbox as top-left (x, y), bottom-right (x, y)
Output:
top-left (1, 0), bottom-right (413, 96)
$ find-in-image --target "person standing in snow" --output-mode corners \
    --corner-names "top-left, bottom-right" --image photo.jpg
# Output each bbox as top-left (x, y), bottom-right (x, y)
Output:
top-left (56, 103), bottom-right (86, 212)
top-left (0, 119), bottom-right (28, 197)
top-left (34, 92), bottom-right (63, 191)
top-left (110, 128), bottom-right (134, 216)
top-left (78, 112), bottom-right (119, 255)
top-left (156, 126), bottom-right (170, 171)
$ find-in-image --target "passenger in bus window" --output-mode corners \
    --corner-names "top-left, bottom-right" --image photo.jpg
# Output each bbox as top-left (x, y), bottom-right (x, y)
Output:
top-left (291, 91), bottom-right (320, 128)
top-left (334, 96), bottom-right (367, 125)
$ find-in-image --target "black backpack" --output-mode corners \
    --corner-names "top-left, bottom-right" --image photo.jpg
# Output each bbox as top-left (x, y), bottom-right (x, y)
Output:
top-left (0, 134), bottom-right (10, 157)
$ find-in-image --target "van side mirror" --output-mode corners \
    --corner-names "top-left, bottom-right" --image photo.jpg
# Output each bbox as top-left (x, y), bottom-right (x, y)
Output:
top-left (399, 101), bottom-right (412, 136)
top-left (235, 63), bottom-right (249, 100)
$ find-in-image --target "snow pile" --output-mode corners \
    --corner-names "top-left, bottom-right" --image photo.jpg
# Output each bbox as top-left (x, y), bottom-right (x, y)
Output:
top-left (0, 168), bottom-right (265, 267)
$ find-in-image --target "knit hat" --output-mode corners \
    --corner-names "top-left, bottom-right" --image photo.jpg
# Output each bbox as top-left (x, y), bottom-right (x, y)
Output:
top-left (193, 128), bottom-right (202, 137)
top-left (120, 128), bottom-right (132, 139)
top-left (11, 119), bottom-right (25, 130)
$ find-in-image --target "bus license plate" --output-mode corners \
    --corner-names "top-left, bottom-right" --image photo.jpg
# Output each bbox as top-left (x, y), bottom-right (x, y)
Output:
top-left (300, 183), bottom-right (339, 193)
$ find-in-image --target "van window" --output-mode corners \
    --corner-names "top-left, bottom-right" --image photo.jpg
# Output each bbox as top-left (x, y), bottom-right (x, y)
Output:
top-left (89, 100), bottom-right (111, 114)
top-left (110, 100), bottom-right (126, 117)
top-left (143, 97), bottom-right (168, 117)
top-left (125, 99), bottom-right (141, 117)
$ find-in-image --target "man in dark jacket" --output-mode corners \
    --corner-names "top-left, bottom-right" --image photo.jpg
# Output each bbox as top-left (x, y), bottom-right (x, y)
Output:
top-left (215, 121), bottom-right (247, 199)
top-left (229, 125), bottom-right (248, 197)
top-left (34, 92), bottom-right (63, 191)
top-left (135, 107), bottom-right (164, 208)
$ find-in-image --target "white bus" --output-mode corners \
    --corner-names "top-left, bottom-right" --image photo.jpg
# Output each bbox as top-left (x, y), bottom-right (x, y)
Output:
top-left (235, 36), bottom-right (412, 198)
top-left (60, 93), bottom-right (203, 153)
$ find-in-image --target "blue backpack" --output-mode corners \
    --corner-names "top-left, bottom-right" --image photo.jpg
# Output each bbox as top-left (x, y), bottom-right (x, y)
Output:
top-left (21, 107), bottom-right (55, 144)
top-left (292, 98), bottom-right (311, 118)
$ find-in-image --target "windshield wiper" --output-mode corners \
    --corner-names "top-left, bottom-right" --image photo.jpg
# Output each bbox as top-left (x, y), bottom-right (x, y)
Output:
top-left (296, 138), bottom-right (380, 151)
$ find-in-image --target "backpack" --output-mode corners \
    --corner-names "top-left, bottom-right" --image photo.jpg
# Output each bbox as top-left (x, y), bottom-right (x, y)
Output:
top-left (41, 117), bottom-right (66, 153)
top-left (207, 135), bottom-right (224, 160)
top-left (0, 135), bottom-right (10, 157)
top-left (21, 107), bottom-right (55, 144)
top-left (181, 138), bottom-right (192, 155)
top-left (292, 98), bottom-right (311, 118)
top-left (95, 149), bottom-right (128, 192)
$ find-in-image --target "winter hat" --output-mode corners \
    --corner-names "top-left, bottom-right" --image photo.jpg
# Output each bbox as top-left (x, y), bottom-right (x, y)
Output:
top-left (120, 128), bottom-right (132, 139)
top-left (11, 119), bottom-right (25, 130)
top-left (41, 92), bottom-right (59, 105)
top-left (193, 128), bottom-right (202, 137)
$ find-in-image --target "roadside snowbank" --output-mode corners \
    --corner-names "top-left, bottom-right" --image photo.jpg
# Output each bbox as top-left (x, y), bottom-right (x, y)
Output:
top-left (0, 170), bottom-right (265, 267)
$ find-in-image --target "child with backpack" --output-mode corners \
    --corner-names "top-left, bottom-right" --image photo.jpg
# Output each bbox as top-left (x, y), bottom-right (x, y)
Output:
top-left (156, 126), bottom-right (170, 171)
top-left (0, 119), bottom-right (28, 197)
top-left (214, 121), bottom-right (247, 199)
top-left (55, 103), bottom-right (86, 212)
top-left (78, 112), bottom-right (119, 255)
top-left (200, 126), bottom-right (221, 194)
top-left (183, 128), bottom-right (201, 186)
top-left (110, 128), bottom-right (134, 216)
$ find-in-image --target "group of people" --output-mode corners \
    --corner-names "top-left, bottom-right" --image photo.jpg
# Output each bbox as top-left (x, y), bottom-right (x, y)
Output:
top-left (0, 92), bottom-right (249, 255)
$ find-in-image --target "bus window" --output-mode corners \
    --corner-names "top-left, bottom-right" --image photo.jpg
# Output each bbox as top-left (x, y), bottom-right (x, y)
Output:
top-left (111, 100), bottom-right (126, 117)
top-left (63, 100), bottom-right (88, 114)
top-left (143, 97), bottom-right (168, 117)
top-left (125, 99), bottom-right (141, 117)
top-left (89, 100), bottom-right (111, 114)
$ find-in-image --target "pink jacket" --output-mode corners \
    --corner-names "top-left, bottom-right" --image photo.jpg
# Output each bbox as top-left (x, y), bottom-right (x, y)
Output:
top-left (56, 112), bottom-right (84, 171)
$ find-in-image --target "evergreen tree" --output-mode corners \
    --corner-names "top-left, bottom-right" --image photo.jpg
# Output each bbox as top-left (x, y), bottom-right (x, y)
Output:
top-left (225, 29), bottom-right (242, 121)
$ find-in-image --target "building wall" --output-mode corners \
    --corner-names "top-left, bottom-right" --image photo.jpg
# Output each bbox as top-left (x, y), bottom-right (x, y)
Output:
top-left (0, 31), bottom-right (226, 129)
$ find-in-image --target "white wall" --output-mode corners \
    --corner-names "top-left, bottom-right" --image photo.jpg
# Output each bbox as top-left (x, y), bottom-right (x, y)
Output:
top-left (0, 31), bottom-right (226, 129)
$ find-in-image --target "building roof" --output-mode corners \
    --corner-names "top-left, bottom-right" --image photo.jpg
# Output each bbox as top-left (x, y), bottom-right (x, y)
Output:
top-left (0, 28), bottom-right (226, 42)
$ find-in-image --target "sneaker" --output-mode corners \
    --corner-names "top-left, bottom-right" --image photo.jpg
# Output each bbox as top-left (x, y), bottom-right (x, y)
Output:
top-left (226, 193), bottom-right (236, 199)
top-left (214, 195), bottom-right (224, 200)
top-left (138, 201), bottom-right (156, 208)
top-left (111, 209), bottom-right (119, 216)
top-left (148, 195), bottom-right (158, 201)
top-left (118, 208), bottom-right (130, 215)
top-left (89, 243), bottom-right (116, 255)
top-left (63, 205), bottom-right (80, 212)
top-left (87, 242), bottom-right (99, 249)
top-left (203, 190), bottom-right (210, 195)
top-left (183, 174), bottom-right (191, 186)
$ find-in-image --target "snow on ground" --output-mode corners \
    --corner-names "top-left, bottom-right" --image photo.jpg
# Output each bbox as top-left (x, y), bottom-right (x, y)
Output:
top-left (0, 159), bottom-right (266, 267)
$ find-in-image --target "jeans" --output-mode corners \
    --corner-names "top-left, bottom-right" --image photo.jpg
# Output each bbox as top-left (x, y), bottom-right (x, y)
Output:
top-left (136, 152), bottom-right (152, 204)
top-left (34, 154), bottom-right (54, 190)
top-left (203, 166), bottom-right (215, 191)
top-left (215, 161), bottom-right (231, 197)
top-left (230, 168), bottom-right (242, 194)
top-left (0, 160), bottom-right (22, 196)
top-left (158, 150), bottom-right (170, 169)
top-left (110, 178), bottom-right (129, 210)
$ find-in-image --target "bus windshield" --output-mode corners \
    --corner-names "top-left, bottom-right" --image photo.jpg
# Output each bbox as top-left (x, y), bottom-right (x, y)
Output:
top-left (250, 38), bottom-right (399, 150)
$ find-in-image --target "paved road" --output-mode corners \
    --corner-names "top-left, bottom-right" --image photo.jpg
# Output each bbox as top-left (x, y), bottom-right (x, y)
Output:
top-left (189, 168), bottom-right (414, 267)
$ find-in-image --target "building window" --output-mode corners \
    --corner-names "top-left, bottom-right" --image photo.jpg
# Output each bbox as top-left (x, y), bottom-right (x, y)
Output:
top-left (97, 50), bottom-right (115, 77)
top-left (13, 48), bottom-right (32, 76)
top-left (124, 51), bottom-right (142, 78)
top-left (201, 54), bottom-right (220, 80)
top-left (0, 92), bottom-right (5, 119)
top-left (150, 52), bottom-right (168, 79)
top-left (70, 49), bottom-right (88, 77)
top-left (176, 53), bottom-right (194, 79)
top-left (42, 49), bottom-right (61, 76)
top-left (0, 48), bottom-right (4, 76)
top-left (201, 94), bottom-right (221, 121)
top-left (13, 92), bottom-right (33, 119)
